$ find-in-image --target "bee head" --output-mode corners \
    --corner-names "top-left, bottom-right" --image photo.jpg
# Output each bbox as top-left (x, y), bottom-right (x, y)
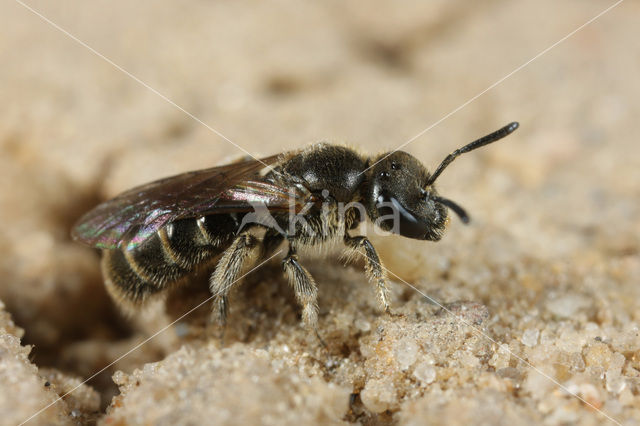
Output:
top-left (365, 122), bottom-right (519, 241)
top-left (366, 151), bottom-right (450, 241)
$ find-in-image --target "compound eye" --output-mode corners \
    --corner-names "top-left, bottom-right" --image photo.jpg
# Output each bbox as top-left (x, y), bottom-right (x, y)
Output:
top-left (376, 194), bottom-right (430, 239)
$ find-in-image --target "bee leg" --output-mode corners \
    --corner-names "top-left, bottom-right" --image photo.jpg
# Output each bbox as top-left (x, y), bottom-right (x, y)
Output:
top-left (260, 229), bottom-right (284, 258)
top-left (343, 235), bottom-right (390, 313)
top-left (209, 232), bottom-right (259, 326)
top-left (282, 246), bottom-right (319, 331)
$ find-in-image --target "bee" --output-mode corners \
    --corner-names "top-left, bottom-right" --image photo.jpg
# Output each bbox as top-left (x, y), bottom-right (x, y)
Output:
top-left (72, 122), bottom-right (519, 329)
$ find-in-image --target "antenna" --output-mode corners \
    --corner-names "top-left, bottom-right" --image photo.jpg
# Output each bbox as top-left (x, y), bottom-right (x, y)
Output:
top-left (426, 122), bottom-right (519, 185)
top-left (432, 195), bottom-right (470, 224)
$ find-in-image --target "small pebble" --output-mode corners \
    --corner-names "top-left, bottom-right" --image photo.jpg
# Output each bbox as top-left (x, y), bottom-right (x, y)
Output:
top-left (394, 336), bottom-right (419, 370)
top-left (521, 328), bottom-right (539, 347)
top-left (413, 362), bottom-right (437, 385)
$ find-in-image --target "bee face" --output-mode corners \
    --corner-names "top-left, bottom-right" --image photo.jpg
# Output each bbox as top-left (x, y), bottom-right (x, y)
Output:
top-left (367, 151), bottom-right (448, 241)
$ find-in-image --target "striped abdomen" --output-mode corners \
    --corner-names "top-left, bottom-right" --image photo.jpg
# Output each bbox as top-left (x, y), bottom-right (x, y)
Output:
top-left (102, 213), bottom-right (242, 307)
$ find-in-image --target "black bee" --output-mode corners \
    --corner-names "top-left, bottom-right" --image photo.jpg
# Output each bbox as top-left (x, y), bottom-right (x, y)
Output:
top-left (72, 122), bottom-right (519, 329)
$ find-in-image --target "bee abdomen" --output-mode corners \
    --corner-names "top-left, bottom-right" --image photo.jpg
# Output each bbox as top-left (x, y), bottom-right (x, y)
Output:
top-left (102, 214), bottom-right (241, 306)
top-left (102, 248), bottom-right (167, 306)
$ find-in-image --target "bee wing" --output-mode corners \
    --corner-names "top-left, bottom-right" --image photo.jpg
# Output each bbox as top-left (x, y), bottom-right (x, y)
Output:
top-left (72, 154), bottom-right (303, 250)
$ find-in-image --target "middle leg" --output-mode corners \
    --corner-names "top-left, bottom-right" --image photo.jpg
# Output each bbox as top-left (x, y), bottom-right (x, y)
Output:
top-left (209, 232), bottom-right (259, 325)
top-left (281, 243), bottom-right (319, 330)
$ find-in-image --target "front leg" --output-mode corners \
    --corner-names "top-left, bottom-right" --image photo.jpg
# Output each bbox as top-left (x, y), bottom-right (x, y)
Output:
top-left (282, 244), bottom-right (319, 330)
top-left (344, 234), bottom-right (390, 312)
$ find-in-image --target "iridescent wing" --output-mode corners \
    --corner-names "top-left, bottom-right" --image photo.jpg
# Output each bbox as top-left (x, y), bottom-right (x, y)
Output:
top-left (72, 153), bottom-right (306, 250)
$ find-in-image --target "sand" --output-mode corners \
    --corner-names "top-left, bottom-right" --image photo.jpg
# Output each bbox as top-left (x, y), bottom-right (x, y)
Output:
top-left (1, 1), bottom-right (638, 425)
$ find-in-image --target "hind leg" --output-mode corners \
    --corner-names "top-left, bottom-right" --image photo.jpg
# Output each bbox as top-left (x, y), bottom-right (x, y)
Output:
top-left (209, 232), bottom-right (259, 325)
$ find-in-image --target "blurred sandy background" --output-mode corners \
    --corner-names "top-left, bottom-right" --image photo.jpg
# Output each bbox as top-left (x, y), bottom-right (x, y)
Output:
top-left (1, 0), bottom-right (639, 425)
